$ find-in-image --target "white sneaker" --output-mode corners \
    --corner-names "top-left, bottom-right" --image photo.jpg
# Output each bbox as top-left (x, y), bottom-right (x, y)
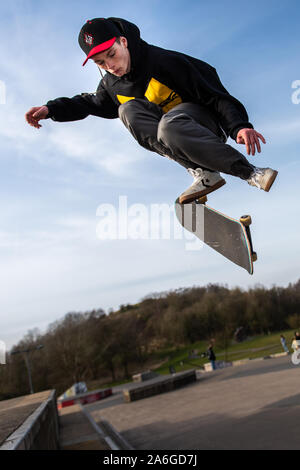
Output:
top-left (179, 168), bottom-right (226, 204)
top-left (247, 167), bottom-right (278, 192)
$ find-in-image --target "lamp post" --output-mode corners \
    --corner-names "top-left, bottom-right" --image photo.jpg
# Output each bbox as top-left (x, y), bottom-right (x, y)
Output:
top-left (11, 345), bottom-right (44, 394)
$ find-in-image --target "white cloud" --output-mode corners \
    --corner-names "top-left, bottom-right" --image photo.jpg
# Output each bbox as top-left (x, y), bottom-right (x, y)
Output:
top-left (47, 119), bottom-right (144, 176)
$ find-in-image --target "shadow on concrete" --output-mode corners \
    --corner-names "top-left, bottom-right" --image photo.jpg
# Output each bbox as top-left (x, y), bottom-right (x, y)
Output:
top-left (263, 393), bottom-right (300, 409)
top-left (116, 395), bottom-right (300, 450)
top-left (87, 358), bottom-right (300, 450)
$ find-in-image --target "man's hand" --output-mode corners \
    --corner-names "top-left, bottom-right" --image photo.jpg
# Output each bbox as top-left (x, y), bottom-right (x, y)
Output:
top-left (236, 128), bottom-right (266, 156)
top-left (25, 106), bottom-right (49, 129)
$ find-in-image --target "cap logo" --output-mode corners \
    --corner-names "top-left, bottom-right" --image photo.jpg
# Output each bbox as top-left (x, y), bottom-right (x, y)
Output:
top-left (84, 33), bottom-right (94, 46)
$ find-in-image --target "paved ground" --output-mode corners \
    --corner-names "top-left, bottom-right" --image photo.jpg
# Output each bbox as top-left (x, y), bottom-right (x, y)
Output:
top-left (86, 356), bottom-right (300, 450)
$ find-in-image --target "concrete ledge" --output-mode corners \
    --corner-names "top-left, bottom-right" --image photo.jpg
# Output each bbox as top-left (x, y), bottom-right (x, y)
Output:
top-left (123, 370), bottom-right (197, 403)
top-left (0, 390), bottom-right (59, 450)
top-left (270, 352), bottom-right (289, 358)
top-left (203, 351), bottom-right (290, 373)
top-left (97, 419), bottom-right (135, 450)
top-left (64, 404), bottom-right (134, 450)
top-left (132, 370), bottom-right (158, 382)
top-left (58, 391), bottom-right (134, 450)
top-left (204, 361), bottom-right (232, 371)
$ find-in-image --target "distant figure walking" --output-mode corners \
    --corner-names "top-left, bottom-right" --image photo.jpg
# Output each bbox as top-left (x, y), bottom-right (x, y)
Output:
top-left (207, 343), bottom-right (216, 370)
top-left (280, 335), bottom-right (289, 353)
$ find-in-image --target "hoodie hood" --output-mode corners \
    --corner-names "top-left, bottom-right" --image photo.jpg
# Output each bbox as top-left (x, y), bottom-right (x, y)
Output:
top-left (108, 17), bottom-right (146, 80)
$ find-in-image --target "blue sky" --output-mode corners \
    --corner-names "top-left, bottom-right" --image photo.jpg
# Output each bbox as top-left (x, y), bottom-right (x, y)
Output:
top-left (1, 0), bottom-right (300, 350)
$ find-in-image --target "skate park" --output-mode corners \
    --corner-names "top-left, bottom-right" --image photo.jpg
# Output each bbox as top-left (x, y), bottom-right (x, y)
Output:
top-left (2, 0), bottom-right (300, 455)
top-left (1, 353), bottom-right (300, 451)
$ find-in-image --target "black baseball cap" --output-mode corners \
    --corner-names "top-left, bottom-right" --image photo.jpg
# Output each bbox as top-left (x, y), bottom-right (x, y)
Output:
top-left (78, 18), bottom-right (121, 66)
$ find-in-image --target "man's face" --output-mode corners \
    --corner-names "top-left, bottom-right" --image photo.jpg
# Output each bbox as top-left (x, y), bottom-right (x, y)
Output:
top-left (92, 36), bottom-right (131, 77)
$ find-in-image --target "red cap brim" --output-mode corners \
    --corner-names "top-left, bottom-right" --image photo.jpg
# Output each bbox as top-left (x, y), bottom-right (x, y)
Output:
top-left (82, 37), bottom-right (116, 66)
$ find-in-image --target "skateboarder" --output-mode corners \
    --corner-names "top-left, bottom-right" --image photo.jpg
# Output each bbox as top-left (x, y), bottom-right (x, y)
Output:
top-left (207, 343), bottom-right (216, 370)
top-left (25, 17), bottom-right (278, 204)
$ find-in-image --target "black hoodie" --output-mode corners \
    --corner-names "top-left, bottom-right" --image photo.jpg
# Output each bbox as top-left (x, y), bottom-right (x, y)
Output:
top-left (46, 17), bottom-right (253, 140)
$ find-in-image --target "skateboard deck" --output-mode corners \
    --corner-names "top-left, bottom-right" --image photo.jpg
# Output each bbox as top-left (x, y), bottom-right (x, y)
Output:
top-left (175, 197), bottom-right (257, 274)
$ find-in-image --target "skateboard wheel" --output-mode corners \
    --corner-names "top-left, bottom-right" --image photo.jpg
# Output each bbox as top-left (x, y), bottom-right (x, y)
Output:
top-left (252, 252), bottom-right (258, 262)
top-left (198, 195), bottom-right (207, 204)
top-left (240, 215), bottom-right (252, 226)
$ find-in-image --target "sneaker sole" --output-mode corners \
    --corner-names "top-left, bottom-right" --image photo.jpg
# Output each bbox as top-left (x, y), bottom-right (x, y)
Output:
top-left (179, 179), bottom-right (226, 204)
top-left (264, 170), bottom-right (278, 192)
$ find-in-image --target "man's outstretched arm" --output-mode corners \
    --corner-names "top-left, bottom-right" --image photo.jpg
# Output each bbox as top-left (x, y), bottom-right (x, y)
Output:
top-left (25, 83), bottom-right (118, 129)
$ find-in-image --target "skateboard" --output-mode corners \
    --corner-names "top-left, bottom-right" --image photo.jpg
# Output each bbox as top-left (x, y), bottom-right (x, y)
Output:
top-left (175, 196), bottom-right (257, 274)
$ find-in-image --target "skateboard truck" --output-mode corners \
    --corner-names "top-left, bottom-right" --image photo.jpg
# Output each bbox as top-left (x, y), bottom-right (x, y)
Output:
top-left (197, 195), bottom-right (208, 205)
top-left (239, 215), bottom-right (257, 262)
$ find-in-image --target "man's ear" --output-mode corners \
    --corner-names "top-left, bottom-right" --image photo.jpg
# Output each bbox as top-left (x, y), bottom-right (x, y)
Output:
top-left (120, 36), bottom-right (128, 48)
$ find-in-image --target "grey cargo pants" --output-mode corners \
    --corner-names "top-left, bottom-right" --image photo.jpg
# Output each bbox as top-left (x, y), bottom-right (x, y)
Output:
top-left (118, 99), bottom-right (254, 180)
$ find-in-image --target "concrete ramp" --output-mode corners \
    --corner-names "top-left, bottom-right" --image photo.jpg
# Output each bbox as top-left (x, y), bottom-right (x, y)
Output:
top-left (0, 390), bottom-right (59, 450)
top-left (58, 404), bottom-right (111, 450)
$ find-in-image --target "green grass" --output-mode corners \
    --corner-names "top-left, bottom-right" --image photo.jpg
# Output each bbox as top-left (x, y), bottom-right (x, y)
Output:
top-left (152, 329), bottom-right (295, 374)
top-left (86, 329), bottom-right (295, 389)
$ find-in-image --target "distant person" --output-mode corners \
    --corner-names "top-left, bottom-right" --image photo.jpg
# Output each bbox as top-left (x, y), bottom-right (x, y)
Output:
top-left (280, 335), bottom-right (289, 353)
top-left (207, 343), bottom-right (216, 370)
